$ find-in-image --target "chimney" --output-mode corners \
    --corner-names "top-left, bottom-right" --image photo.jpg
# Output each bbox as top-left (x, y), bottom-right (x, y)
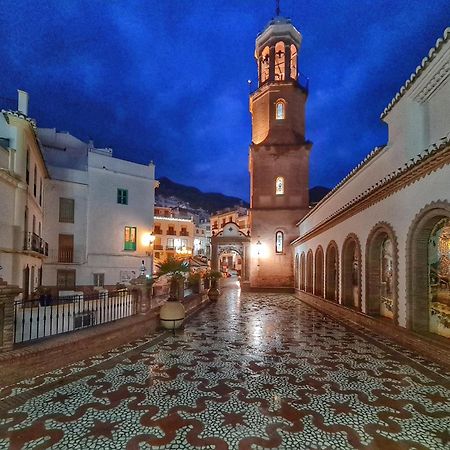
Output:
top-left (17, 90), bottom-right (29, 115)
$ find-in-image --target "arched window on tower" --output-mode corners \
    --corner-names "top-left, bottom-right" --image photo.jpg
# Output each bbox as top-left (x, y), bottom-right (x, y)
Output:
top-left (274, 41), bottom-right (285, 81)
top-left (275, 100), bottom-right (285, 120)
top-left (275, 176), bottom-right (284, 195)
top-left (260, 46), bottom-right (270, 84)
top-left (290, 44), bottom-right (298, 79)
top-left (276, 231), bottom-right (284, 254)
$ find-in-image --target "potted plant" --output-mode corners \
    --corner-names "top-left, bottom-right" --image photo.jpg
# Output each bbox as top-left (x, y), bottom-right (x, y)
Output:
top-left (206, 271), bottom-right (222, 301)
top-left (188, 272), bottom-right (201, 294)
top-left (157, 257), bottom-right (189, 331)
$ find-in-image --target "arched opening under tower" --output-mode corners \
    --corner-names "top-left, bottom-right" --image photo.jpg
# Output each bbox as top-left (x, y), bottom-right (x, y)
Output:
top-left (314, 246), bottom-right (324, 297)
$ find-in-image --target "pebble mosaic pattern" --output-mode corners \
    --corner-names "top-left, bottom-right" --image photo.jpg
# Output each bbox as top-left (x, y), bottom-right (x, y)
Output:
top-left (0, 283), bottom-right (449, 449)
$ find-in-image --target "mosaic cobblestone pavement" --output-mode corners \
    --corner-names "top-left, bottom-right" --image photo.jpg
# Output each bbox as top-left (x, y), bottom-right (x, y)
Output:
top-left (0, 283), bottom-right (449, 449)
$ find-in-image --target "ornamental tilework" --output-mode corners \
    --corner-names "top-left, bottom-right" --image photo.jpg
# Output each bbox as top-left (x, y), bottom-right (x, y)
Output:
top-left (0, 286), bottom-right (449, 449)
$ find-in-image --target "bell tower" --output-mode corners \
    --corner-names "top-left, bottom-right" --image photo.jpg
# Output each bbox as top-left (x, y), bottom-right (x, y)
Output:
top-left (249, 11), bottom-right (312, 289)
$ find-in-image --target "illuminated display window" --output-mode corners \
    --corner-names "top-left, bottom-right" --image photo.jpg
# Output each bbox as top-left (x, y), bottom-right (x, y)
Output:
top-left (124, 226), bottom-right (136, 251)
top-left (276, 176), bottom-right (284, 195)
top-left (276, 231), bottom-right (284, 254)
top-left (276, 100), bottom-right (285, 120)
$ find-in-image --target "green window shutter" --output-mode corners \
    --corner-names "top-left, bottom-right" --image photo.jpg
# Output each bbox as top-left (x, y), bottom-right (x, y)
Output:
top-left (117, 189), bottom-right (128, 205)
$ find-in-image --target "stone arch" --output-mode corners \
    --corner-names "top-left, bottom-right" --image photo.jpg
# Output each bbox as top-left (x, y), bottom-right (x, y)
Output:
top-left (341, 233), bottom-right (362, 310)
top-left (300, 252), bottom-right (306, 291)
top-left (294, 253), bottom-right (299, 289)
top-left (314, 245), bottom-right (324, 297)
top-left (306, 249), bottom-right (314, 293)
top-left (406, 201), bottom-right (450, 335)
top-left (365, 222), bottom-right (399, 324)
top-left (325, 241), bottom-right (339, 302)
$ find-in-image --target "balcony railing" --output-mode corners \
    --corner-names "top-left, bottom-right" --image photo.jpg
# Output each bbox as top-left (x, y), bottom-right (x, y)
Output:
top-left (166, 245), bottom-right (175, 250)
top-left (154, 244), bottom-right (164, 250)
top-left (58, 248), bottom-right (74, 263)
top-left (166, 231), bottom-right (176, 235)
top-left (24, 232), bottom-right (48, 256)
top-left (154, 229), bottom-right (162, 235)
top-left (180, 232), bottom-right (189, 236)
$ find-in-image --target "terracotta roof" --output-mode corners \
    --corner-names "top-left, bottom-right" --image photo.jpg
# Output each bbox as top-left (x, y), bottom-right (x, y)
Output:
top-left (380, 27), bottom-right (450, 119)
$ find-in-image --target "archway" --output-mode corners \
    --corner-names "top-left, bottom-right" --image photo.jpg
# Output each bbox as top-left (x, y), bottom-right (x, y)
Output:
top-left (325, 241), bottom-right (339, 302)
top-left (306, 249), bottom-right (313, 293)
top-left (314, 246), bottom-right (324, 297)
top-left (366, 223), bottom-right (398, 322)
top-left (294, 254), bottom-right (299, 289)
top-left (300, 252), bottom-right (306, 290)
top-left (407, 202), bottom-right (450, 337)
top-left (341, 234), bottom-right (361, 309)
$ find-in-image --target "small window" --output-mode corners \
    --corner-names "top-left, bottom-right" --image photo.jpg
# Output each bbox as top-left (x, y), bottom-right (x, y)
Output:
top-left (124, 226), bottom-right (137, 251)
top-left (276, 176), bottom-right (284, 195)
top-left (276, 101), bottom-right (285, 120)
top-left (57, 269), bottom-right (76, 290)
top-left (276, 231), bottom-right (284, 254)
top-left (93, 273), bottom-right (105, 287)
top-left (59, 198), bottom-right (75, 223)
top-left (117, 188), bottom-right (128, 205)
top-left (33, 165), bottom-right (37, 196)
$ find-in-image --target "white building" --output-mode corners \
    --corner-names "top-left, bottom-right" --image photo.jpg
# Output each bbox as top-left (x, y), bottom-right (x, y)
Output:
top-left (0, 91), bottom-right (49, 298)
top-left (39, 128), bottom-right (156, 294)
top-left (293, 28), bottom-right (450, 339)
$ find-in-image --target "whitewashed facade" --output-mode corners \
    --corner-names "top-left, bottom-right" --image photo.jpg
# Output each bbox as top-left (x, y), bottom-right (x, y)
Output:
top-left (39, 128), bottom-right (156, 293)
top-left (293, 28), bottom-right (450, 339)
top-left (0, 91), bottom-right (49, 297)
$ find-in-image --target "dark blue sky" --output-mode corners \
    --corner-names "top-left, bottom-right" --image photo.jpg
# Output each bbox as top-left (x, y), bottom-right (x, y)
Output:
top-left (1, 1), bottom-right (449, 200)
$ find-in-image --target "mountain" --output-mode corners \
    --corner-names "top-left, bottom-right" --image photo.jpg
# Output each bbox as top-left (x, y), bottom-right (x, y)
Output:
top-left (309, 186), bottom-right (332, 205)
top-left (156, 177), bottom-right (249, 213)
top-left (156, 177), bottom-right (331, 213)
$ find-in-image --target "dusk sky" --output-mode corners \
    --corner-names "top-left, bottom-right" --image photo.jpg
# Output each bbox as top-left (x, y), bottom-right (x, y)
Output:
top-left (1, 0), bottom-right (449, 200)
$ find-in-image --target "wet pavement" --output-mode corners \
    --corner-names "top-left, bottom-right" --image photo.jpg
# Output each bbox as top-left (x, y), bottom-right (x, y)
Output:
top-left (0, 280), bottom-right (449, 449)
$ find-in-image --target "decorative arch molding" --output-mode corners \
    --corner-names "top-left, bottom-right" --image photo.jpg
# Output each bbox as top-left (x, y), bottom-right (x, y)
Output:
top-left (325, 240), bottom-right (339, 302)
top-left (300, 252), bottom-right (306, 291)
top-left (365, 221), bottom-right (399, 325)
top-left (405, 200), bottom-right (450, 333)
top-left (306, 249), bottom-right (314, 293)
top-left (341, 233), bottom-right (362, 310)
top-left (314, 245), bottom-right (324, 297)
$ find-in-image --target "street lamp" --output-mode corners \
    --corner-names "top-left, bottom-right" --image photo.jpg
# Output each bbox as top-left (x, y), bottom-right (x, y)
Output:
top-left (142, 232), bottom-right (156, 278)
top-left (256, 240), bottom-right (262, 267)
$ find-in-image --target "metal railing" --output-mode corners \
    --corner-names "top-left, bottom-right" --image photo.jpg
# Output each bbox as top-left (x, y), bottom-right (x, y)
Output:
top-left (23, 232), bottom-right (48, 256)
top-left (14, 290), bottom-right (137, 344)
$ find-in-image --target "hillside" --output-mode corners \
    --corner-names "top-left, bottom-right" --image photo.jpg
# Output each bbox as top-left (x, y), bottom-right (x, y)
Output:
top-left (156, 177), bottom-right (249, 213)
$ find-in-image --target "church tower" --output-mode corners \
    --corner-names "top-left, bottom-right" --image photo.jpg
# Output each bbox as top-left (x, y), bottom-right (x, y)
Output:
top-left (249, 11), bottom-right (312, 289)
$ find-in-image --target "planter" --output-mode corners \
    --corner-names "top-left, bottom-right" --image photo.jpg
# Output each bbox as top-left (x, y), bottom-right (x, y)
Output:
top-left (207, 277), bottom-right (221, 301)
top-left (160, 300), bottom-right (185, 330)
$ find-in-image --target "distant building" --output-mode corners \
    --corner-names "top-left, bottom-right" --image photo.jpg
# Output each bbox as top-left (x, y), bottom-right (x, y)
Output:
top-left (0, 91), bottom-right (49, 297)
top-left (210, 206), bottom-right (249, 273)
top-left (293, 28), bottom-right (450, 339)
top-left (39, 128), bottom-right (156, 294)
top-left (194, 219), bottom-right (211, 259)
top-left (153, 206), bottom-right (195, 266)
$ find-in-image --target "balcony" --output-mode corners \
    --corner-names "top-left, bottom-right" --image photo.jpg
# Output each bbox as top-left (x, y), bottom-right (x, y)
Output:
top-left (180, 231), bottom-right (189, 236)
top-left (58, 247), bottom-right (74, 263)
top-left (166, 231), bottom-right (176, 236)
top-left (23, 232), bottom-right (48, 256)
top-left (154, 229), bottom-right (162, 235)
top-left (154, 244), bottom-right (164, 250)
top-left (166, 245), bottom-right (175, 250)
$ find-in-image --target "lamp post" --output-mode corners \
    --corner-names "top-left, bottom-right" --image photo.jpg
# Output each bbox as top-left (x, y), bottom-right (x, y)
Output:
top-left (143, 232), bottom-right (156, 278)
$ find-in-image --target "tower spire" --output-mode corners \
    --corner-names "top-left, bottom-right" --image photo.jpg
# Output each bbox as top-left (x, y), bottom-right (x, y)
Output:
top-left (276, 0), bottom-right (280, 16)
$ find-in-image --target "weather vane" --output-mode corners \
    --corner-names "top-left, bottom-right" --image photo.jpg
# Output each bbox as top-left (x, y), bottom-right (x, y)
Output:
top-left (276, 0), bottom-right (281, 16)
